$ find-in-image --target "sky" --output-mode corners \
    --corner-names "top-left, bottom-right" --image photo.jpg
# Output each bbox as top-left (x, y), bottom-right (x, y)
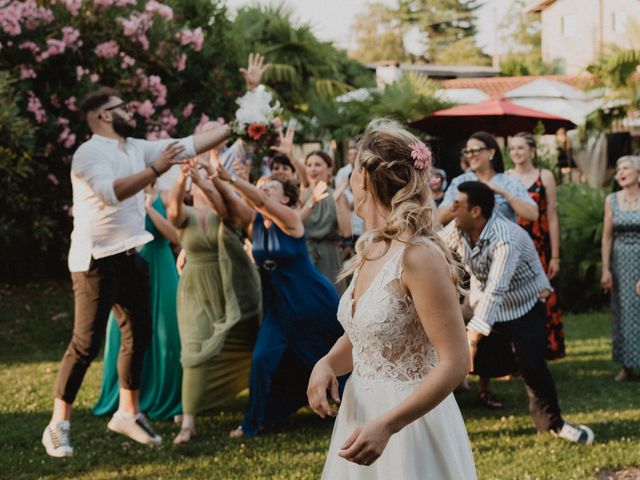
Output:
top-left (224, 0), bottom-right (522, 56)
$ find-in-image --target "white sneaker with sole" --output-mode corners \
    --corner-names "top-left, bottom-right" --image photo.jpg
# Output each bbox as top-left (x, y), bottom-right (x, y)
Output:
top-left (42, 421), bottom-right (73, 457)
top-left (552, 421), bottom-right (595, 444)
top-left (107, 411), bottom-right (162, 445)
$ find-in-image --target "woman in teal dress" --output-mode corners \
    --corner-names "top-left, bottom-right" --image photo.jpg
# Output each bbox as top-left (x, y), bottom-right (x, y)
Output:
top-left (168, 158), bottom-right (260, 444)
top-left (92, 188), bottom-right (182, 420)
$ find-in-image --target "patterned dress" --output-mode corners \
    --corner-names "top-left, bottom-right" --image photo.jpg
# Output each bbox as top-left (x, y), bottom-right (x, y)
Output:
top-left (609, 193), bottom-right (640, 368)
top-left (517, 173), bottom-right (565, 360)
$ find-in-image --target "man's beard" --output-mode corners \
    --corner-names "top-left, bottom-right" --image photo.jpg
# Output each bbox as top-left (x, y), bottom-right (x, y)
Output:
top-left (112, 114), bottom-right (136, 138)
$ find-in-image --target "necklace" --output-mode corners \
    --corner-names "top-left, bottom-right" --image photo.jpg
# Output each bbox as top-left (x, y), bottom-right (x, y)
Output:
top-left (621, 192), bottom-right (640, 208)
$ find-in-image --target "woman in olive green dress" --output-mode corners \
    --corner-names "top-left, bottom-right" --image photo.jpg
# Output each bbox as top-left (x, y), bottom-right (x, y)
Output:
top-left (167, 158), bottom-right (260, 444)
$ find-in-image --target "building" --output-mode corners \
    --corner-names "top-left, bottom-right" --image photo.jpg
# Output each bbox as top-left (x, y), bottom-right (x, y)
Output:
top-left (528, 0), bottom-right (640, 74)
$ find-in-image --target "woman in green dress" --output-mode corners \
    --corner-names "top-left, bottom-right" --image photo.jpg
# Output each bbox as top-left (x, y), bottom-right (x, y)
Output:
top-left (92, 187), bottom-right (182, 420)
top-left (168, 158), bottom-right (260, 444)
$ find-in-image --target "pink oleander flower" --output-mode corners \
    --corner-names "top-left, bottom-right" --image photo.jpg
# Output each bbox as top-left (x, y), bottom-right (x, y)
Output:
top-left (182, 102), bottom-right (194, 118)
top-left (57, 117), bottom-right (70, 126)
top-left (147, 75), bottom-right (167, 106)
top-left (174, 53), bottom-right (186, 72)
top-left (64, 0), bottom-right (83, 16)
top-left (46, 39), bottom-right (66, 55)
top-left (27, 91), bottom-right (46, 123)
top-left (50, 95), bottom-right (61, 109)
top-left (95, 40), bottom-right (119, 58)
top-left (47, 173), bottom-right (60, 186)
top-left (145, 0), bottom-right (174, 20)
top-left (62, 27), bottom-right (81, 47)
top-left (409, 141), bottom-right (432, 170)
top-left (136, 99), bottom-right (155, 118)
top-left (20, 65), bottom-right (37, 80)
top-left (119, 53), bottom-right (135, 69)
top-left (89, 73), bottom-right (99, 83)
top-left (178, 27), bottom-right (204, 52)
top-left (19, 41), bottom-right (40, 55)
top-left (65, 97), bottom-right (78, 111)
top-left (76, 65), bottom-right (89, 81)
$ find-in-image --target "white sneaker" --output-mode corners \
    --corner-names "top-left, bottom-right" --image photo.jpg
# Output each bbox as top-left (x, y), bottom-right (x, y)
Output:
top-left (107, 411), bottom-right (162, 445)
top-left (42, 421), bottom-right (73, 457)
top-left (551, 421), bottom-right (595, 444)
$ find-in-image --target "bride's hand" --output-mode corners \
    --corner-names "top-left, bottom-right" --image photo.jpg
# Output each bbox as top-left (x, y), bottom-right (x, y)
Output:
top-left (338, 417), bottom-right (392, 466)
top-left (307, 360), bottom-right (340, 419)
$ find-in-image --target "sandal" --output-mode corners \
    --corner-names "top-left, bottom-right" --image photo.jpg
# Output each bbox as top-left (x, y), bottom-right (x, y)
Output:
top-left (478, 390), bottom-right (503, 409)
top-left (229, 426), bottom-right (244, 439)
top-left (173, 426), bottom-right (196, 445)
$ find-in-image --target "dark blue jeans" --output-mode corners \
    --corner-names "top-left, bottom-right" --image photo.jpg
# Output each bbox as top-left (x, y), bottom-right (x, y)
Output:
top-left (492, 301), bottom-right (563, 432)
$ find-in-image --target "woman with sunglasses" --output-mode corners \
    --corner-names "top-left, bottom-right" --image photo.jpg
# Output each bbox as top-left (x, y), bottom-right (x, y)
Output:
top-left (438, 131), bottom-right (538, 410)
top-left (438, 131), bottom-right (538, 226)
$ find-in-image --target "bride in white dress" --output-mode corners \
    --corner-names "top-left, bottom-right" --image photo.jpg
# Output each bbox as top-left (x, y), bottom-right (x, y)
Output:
top-left (307, 120), bottom-right (477, 479)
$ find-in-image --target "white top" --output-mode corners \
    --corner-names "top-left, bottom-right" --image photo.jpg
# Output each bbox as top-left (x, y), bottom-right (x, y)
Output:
top-left (68, 134), bottom-right (195, 272)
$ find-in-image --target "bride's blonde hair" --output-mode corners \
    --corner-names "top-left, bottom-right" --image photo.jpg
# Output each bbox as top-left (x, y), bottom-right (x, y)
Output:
top-left (340, 119), bottom-right (462, 290)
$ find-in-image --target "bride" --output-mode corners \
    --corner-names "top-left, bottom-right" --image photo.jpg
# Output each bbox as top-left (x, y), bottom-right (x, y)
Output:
top-left (307, 120), bottom-right (476, 479)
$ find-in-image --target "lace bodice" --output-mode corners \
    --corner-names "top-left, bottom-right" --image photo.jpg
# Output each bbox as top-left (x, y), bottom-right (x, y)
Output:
top-left (338, 243), bottom-right (439, 386)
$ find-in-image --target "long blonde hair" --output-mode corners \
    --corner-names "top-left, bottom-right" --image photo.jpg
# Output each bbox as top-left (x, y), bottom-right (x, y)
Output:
top-left (340, 119), bottom-right (462, 291)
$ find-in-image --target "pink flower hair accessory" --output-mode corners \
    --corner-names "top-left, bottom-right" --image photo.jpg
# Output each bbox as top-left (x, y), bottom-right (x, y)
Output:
top-left (409, 141), bottom-right (432, 170)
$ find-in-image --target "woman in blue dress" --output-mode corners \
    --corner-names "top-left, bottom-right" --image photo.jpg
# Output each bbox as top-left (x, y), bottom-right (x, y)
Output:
top-left (215, 165), bottom-right (344, 438)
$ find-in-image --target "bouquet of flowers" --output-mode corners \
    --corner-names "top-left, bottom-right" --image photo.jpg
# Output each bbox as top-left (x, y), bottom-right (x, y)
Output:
top-left (231, 87), bottom-right (282, 177)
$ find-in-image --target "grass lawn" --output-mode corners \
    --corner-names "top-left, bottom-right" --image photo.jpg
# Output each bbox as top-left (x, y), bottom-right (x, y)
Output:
top-left (1, 281), bottom-right (639, 480)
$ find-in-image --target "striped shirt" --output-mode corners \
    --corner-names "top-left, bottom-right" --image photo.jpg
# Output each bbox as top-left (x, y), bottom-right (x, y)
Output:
top-left (440, 172), bottom-right (535, 222)
top-left (439, 213), bottom-right (551, 335)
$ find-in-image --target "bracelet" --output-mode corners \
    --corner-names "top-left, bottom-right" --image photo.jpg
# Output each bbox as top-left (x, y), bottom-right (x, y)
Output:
top-left (551, 257), bottom-right (560, 261)
top-left (150, 165), bottom-right (161, 177)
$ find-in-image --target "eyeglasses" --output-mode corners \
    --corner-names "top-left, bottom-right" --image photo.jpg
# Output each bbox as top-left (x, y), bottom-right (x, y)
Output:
top-left (104, 101), bottom-right (129, 113)
top-left (461, 147), bottom-right (488, 158)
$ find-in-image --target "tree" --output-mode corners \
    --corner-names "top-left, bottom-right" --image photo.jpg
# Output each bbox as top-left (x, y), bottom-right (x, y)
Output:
top-left (350, 3), bottom-right (408, 63)
top-left (350, 0), bottom-right (490, 65)
top-left (396, 0), bottom-right (490, 65)
top-left (497, 0), bottom-right (560, 76)
top-left (0, 0), bottom-right (242, 281)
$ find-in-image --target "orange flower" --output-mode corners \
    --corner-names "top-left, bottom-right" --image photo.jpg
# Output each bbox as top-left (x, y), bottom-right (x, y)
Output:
top-left (247, 123), bottom-right (267, 140)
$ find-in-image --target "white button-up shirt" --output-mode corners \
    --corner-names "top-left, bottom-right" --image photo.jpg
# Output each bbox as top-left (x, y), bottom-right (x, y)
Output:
top-left (68, 134), bottom-right (195, 272)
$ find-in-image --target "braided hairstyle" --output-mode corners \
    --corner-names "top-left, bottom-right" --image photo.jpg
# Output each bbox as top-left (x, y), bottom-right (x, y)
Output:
top-left (340, 119), bottom-right (462, 291)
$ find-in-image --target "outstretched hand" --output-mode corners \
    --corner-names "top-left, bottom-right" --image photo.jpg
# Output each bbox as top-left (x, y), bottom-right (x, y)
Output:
top-left (270, 125), bottom-right (295, 158)
top-left (311, 180), bottom-right (329, 205)
top-left (155, 141), bottom-right (186, 173)
top-left (240, 53), bottom-right (270, 91)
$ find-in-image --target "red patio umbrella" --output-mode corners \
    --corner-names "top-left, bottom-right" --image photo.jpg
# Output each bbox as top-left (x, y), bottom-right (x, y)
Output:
top-left (409, 98), bottom-right (576, 137)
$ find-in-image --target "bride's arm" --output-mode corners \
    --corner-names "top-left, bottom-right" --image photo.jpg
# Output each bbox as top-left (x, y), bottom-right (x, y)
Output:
top-left (307, 334), bottom-right (353, 419)
top-left (338, 243), bottom-right (469, 466)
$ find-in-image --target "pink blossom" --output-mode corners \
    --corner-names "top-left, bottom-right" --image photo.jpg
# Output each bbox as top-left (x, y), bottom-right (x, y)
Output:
top-left (174, 53), bottom-right (186, 72)
top-left (61, 27), bottom-right (81, 47)
top-left (145, 1), bottom-right (174, 20)
top-left (57, 117), bottom-right (70, 126)
top-left (20, 65), bottom-right (37, 80)
top-left (64, 133), bottom-right (77, 149)
top-left (76, 65), bottom-right (89, 81)
top-left (89, 73), bottom-right (100, 83)
top-left (27, 91), bottom-right (46, 123)
top-left (46, 39), bottom-right (66, 55)
top-left (95, 40), bottom-right (120, 58)
top-left (147, 75), bottom-right (167, 106)
top-left (94, 0), bottom-right (136, 7)
top-left (58, 123), bottom-right (77, 149)
top-left (50, 95), bottom-right (61, 109)
top-left (0, 1), bottom-right (54, 36)
top-left (119, 53), bottom-right (135, 69)
top-left (65, 97), bottom-right (78, 111)
top-left (47, 173), bottom-right (60, 186)
top-left (178, 27), bottom-right (204, 52)
top-left (409, 141), bottom-right (432, 170)
top-left (19, 41), bottom-right (40, 55)
top-left (182, 102), bottom-right (194, 118)
top-left (136, 100), bottom-right (155, 118)
top-left (63, 0), bottom-right (83, 16)
top-left (119, 12), bottom-right (153, 50)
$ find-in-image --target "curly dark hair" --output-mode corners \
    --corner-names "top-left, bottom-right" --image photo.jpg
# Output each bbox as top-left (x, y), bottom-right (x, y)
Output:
top-left (269, 174), bottom-right (300, 207)
top-left (79, 87), bottom-right (121, 120)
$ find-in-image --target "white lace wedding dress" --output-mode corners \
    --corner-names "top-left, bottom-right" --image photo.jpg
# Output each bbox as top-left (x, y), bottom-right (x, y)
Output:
top-left (322, 244), bottom-right (477, 479)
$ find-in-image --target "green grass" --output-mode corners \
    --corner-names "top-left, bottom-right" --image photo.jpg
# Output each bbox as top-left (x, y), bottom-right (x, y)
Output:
top-left (1, 281), bottom-right (639, 479)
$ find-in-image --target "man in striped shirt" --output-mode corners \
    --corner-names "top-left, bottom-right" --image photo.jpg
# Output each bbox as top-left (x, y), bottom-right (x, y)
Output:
top-left (440, 181), bottom-right (594, 445)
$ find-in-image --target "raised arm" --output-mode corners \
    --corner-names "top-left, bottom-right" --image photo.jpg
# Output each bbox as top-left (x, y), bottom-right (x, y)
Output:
top-left (600, 195), bottom-right (613, 290)
top-left (189, 160), bottom-right (229, 220)
top-left (298, 181), bottom-right (329, 223)
top-left (145, 191), bottom-right (180, 245)
top-left (337, 244), bottom-right (469, 466)
top-left (270, 125), bottom-right (309, 188)
top-left (167, 165), bottom-right (189, 229)
top-left (216, 164), bottom-right (304, 237)
top-left (334, 179), bottom-right (353, 237)
top-left (485, 178), bottom-right (538, 222)
top-left (211, 175), bottom-right (255, 229)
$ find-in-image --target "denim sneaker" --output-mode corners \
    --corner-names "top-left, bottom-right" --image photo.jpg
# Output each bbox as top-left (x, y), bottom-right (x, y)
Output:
top-left (551, 421), bottom-right (595, 444)
top-left (107, 411), bottom-right (162, 445)
top-left (42, 421), bottom-right (73, 457)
